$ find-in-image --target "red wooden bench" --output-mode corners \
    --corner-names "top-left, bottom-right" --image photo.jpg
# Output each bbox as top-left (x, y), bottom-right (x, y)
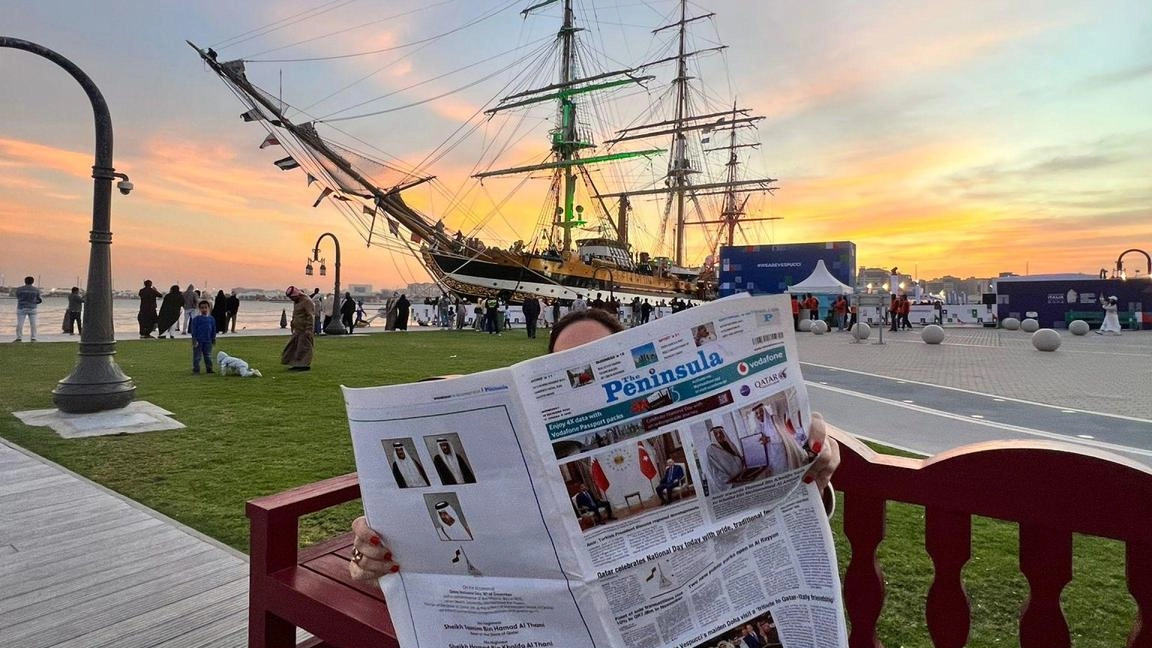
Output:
top-left (248, 429), bottom-right (1152, 648)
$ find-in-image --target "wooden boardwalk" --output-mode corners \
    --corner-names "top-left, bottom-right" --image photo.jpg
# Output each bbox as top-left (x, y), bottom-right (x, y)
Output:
top-left (0, 439), bottom-right (262, 648)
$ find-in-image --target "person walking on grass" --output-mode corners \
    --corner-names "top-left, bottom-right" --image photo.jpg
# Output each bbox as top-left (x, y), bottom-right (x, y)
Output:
top-left (211, 290), bottom-right (228, 335)
top-left (225, 290), bottom-right (241, 333)
top-left (281, 286), bottom-right (315, 371)
top-left (137, 279), bottom-right (162, 338)
top-left (158, 285), bottom-right (184, 339)
top-left (189, 299), bottom-right (217, 374)
top-left (522, 295), bottom-right (541, 339)
top-left (341, 292), bottom-right (357, 333)
top-left (14, 276), bottom-right (42, 342)
top-left (181, 284), bottom-right (197, 334)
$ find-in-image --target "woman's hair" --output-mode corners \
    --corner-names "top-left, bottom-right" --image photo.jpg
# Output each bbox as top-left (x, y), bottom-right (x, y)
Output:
top-left (548, 308), bottom-right (625, 352)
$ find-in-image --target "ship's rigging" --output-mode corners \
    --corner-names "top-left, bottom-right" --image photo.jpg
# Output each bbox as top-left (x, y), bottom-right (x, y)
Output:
top-left (192, 0), bottom-right (782, 301)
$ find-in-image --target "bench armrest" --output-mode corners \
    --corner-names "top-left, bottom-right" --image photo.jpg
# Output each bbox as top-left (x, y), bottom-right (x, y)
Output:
top-left (247, 472), bottom-right (361, 522)
top-left (248, 473), bottom-right (362, 575)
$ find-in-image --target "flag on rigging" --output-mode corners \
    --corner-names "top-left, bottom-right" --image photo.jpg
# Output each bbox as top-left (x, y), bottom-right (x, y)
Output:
top-left (590, 458), bottom-right (610, 492)
top-left (241, 109), bottom-right (264, 122)
top-left (333, 194), bottom-right (351, 201)
top-left (312, 187), bottom-right (333, 207)
top-left (306, 173), bottom-right (317, 186)
top-left (259, 134), bottom-right (279, 149)
top-left (387, 219), bottom-right (400, 236)
top-left (637, 441), bottom-right (658, 480)
top-left (274, 157), bottom-right (299, 171)
top-left (410, 232), bottom-right (423, 244)
top-left (362, 204), bottom-right (376, 216)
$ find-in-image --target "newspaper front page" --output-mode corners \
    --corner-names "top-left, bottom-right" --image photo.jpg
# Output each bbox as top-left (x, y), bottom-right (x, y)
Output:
top-left (344, 294), bottom-right (847, 648)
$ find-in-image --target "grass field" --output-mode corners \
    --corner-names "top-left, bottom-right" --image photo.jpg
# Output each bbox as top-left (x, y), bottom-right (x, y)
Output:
top-left (0, 332), bottom-right (1135, 647)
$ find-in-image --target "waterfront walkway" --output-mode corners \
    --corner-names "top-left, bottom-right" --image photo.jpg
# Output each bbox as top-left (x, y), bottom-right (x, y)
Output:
top-left (0, 440), bottom-right (307, 648)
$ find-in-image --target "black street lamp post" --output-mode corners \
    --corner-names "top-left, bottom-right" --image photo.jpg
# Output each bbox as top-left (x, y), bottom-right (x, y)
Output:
top-left (306, 232), bottom-right (346, 334)
top-left (1, 37), bottom-right (136, 413)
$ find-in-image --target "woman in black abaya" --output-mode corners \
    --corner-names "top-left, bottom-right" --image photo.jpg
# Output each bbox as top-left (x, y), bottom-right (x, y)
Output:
top-left (157, 285), bottom-right (185, 338)
top-left (212, 290), bottom-right (229, 334)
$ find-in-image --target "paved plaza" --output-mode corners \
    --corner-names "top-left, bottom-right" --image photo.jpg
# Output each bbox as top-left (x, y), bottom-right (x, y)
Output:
top-left (796, 326), bottom-right (1151, 419)
top-left (794, 326), bottom-right (1152, 464)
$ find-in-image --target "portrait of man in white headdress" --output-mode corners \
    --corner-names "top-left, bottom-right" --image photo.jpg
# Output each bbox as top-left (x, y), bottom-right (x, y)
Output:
top-left (383, 438), bottom-right (429, 489)
top-left (425, 434), bottom-right (476, 485)
top-left (426, 495), bottom-right (474, 541)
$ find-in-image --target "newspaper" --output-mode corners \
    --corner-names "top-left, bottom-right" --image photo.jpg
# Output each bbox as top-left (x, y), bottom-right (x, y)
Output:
top-left (344, 294), bottom-right (847, 648)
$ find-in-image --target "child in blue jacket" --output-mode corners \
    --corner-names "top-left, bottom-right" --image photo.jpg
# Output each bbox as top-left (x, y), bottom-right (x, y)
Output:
top-left (189, 300), bottom-right (217, 374)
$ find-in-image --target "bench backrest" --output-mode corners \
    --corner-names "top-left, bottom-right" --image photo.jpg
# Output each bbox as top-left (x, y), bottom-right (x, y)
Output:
top-left (829, 429), bottom-right (1152, 647)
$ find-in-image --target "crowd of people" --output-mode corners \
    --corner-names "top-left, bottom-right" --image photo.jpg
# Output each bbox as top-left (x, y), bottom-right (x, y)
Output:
top-left (133, 280), bottom-right (243, 339)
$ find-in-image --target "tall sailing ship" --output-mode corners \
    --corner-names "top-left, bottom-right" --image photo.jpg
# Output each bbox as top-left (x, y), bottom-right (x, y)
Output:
top-left (192, 0), bottom-right (779, 304)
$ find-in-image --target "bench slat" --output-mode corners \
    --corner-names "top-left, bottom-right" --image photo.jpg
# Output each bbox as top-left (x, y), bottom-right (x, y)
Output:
top-left (301, 553), bottom-right (387, 602)
top-left (266, 569), bottom-right (398, 647)
top-left (925, 509), bottom-right (971, 648)
top-left (1018, 523), bottom-right (1072, 648)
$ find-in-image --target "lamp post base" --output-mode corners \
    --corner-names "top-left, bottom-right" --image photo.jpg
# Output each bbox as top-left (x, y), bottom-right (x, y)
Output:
top-left (52, 348), bottom-right (137, 414)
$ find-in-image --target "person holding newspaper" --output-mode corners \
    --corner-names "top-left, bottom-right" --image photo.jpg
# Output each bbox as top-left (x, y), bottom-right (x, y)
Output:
top-left (348, 307), bottom-right (841, 581)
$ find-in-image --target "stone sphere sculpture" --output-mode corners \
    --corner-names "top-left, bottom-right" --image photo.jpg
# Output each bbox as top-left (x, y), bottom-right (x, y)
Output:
top-left (1021, 318), bottom-right (1040, 333)
top-left (1001, 317), bottom-right (1020, 331)
top-left (798, 318), bottom-right (813, 332)
top-left (921, 324), bottom-right (945, 345)
top-left (1069, 320), bottom-right (1090, 336)
top-left (1032, 328), bottom-right (1062, 352)
top-left (851, 322), bottom-right (871, 340)
top-left (811, 320), bottom-right (828, 335)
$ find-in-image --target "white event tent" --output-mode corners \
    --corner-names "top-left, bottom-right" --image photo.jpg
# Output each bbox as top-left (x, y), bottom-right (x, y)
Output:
top-left (785, 260), bottom-right (854, 295)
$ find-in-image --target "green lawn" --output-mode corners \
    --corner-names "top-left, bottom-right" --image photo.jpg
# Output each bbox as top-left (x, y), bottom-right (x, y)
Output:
top-left (0, 332), bottom-right (1135, 647)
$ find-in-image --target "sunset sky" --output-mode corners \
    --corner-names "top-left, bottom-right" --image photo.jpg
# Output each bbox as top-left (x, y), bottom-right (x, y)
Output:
top-left (1, 0), bottom-right (1149, 291)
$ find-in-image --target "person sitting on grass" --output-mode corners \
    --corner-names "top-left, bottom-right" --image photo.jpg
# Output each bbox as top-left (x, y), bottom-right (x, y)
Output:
top-left (189, 300), bottom-right (217, 374)
top-left (346, 308), bottom-right (842, 581)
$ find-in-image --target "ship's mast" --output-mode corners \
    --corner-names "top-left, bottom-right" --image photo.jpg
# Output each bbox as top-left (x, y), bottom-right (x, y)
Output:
top-left (558, 0), bottom-right (580, 252)
top-left (672, 0), bottom-right (690, 267)
top-left (474, 0), bottom-right (663, 253)
top-left (598, 2), bottom-right (779, 261)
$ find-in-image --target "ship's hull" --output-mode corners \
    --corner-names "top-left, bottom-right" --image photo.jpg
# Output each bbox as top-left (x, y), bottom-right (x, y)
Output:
top-left (423, 248), bottom-right (702, 304)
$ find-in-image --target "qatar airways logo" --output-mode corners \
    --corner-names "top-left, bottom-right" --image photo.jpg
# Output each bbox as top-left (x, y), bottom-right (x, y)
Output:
top-left (602, 350), bottom-right (724, 403)
top-left (754, 368), bottom-right (787, 388)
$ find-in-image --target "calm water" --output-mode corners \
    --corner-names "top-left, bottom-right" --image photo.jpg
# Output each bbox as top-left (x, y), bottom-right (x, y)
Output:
top-left (0, 297), bottom-right (419, 336)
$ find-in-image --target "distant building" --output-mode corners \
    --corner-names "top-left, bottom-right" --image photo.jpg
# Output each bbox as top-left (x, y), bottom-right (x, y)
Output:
top-left (347, 284), bottom-right (374, 297)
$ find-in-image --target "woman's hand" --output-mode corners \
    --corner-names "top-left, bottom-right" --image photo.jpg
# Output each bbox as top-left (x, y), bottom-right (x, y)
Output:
top-left (803, 412), bottom-right (840, 492)
top-left (349, 516), bottom-right (400, 581)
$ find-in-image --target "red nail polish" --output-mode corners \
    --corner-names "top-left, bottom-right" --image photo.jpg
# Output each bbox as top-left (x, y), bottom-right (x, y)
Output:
top-left (369, 536), bottom-right (381, 546)
top-left (384, 552), bottom-right (393, 561)
top-left (812, 441), bottom-right (822, 454)
top-left (803, 475), bottom-right (813, 484)
top-left (389, 565), bottom-right (400, 573)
